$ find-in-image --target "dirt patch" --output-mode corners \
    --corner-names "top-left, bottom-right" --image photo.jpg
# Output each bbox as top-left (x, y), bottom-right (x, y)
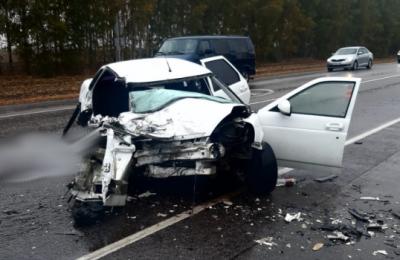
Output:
top-left (0, 75), bottom-right (88, 106)
top-left (0, 58), bottom-right (395, 106)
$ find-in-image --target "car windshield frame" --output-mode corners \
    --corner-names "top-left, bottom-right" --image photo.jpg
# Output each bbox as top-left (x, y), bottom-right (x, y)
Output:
top-left (126, 75), bottom-right (244, 114)
top-left (158, 39), bottom-right (199, 55)
top-left (335, 48), bottom-right (358, 55)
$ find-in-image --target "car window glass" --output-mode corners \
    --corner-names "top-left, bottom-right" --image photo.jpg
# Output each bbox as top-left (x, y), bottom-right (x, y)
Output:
top-left (289, 81), bottom-right (355, 118)
top-left (204, 59), bottom-right (240, 85)
top-left (211, 40), bottom-right (230, 55)
top-left (228, 39), bottom-right (248, 53)
top-left (198, 40), bottom-right (211, 53)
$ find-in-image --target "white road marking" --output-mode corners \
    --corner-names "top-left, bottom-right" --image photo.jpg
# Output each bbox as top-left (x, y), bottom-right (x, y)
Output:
top-left (249, 98), bottom-right (277, 105)
top-left (76, 191), bottom-right (240, 260)
top-left (345, 117), bottom-right (400, 146)
top-left (251, 89), bottom-right (274, 97)
top-left (0, 105), bottom-right (75, 119)
top-left (362, 74), bottom-right (400, 84)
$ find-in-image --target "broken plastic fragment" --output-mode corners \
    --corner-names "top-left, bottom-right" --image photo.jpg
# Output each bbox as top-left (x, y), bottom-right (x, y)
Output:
top-left (254, 237), bottom-right (277, 247)
top-left (360, 196), bottom-right (380, 201)
top-left (138, 191), bottom-right (157, 198)
top-left (285, 212), bottom-right (302, 223)
top-left (312, 243), bottom-right (324, 251)
top-left (157, 213), bottom-right (167, 217)
top-left (327, 231), bottom-right (350, 242)
top-left (222, 199), bottom-right (233, 206)
top-left (372, 250), bottom-right (388, 256)
top-left (276, 177), bottom-right (296, 187)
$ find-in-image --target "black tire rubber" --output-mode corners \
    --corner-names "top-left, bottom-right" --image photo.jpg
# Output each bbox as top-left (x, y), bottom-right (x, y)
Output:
top-left (367, 59), bottom-right (372, 69)
top-left (72, 200), bottom-right (104, 226)
top-left (351, 61), bottom-right (358, 71)
top-left (246, 142), bottom-right (278, 194)
top-left (327, 68), bottom-right (333, 72)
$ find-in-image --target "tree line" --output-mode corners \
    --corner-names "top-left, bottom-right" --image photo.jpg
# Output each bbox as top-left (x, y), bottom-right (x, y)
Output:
top-left (1, 0), bottom-right (400, 75)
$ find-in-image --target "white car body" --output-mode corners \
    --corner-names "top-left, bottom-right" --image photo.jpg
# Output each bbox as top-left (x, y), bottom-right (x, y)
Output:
top-left (70, 57), bottom-right (360, 211)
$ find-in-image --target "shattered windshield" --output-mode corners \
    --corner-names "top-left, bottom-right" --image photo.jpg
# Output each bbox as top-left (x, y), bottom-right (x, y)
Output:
top-left (129, 89), bottom-right (234, 113)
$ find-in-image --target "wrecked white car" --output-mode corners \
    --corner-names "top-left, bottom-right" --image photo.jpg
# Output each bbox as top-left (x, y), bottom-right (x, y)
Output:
top-left (64, 57), bottom-right (360, 222)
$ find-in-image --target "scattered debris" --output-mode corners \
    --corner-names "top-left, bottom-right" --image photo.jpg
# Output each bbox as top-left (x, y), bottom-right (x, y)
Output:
top-left (372, 250), bottom-right (388, 256)
top-left (276, 177), bottom-right (296, 187)
top-left (348, 208), bottom-right (369, 222)
top-left (392, 210), bottom-right (400, 219)
top-left (285, 212), bottom-right (302, 223)
top-left (354, 141), bottom-right (363, 145)
top-left (360, 196), bottom-right (380, 201)
top-left (314, 175), bottom-right (338, 183)
top-left (327, 231), bottom-right (350, 242)
top-left (54, 230), bottom-right (83, 237)
top-left (222, 199), bottom-right (233, 206)
top-left (138, 191), bottom-right (157, 198)
top-left (2, 209), bottom-right (19, 215)
top-left (367, 222), bottom-right (387, 232)
top-left (157, 213), bottom-right (167, 217)
top-left (312, 243), bottom-right (324, 251)
top-left (254, 237), bottom-right (277, 248)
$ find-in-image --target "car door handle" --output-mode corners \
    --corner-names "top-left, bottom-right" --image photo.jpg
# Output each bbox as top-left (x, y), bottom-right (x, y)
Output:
top-left (326, 122), bottom-right (344, 131)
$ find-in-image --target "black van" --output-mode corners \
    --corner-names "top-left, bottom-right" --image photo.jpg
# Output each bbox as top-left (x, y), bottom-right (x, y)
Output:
top-left (155, 36), bottom-right (256, 80)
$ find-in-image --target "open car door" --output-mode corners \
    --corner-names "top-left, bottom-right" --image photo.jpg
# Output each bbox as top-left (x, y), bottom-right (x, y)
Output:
top-left (200, 56), bottom-right (250, 104)
top-left (257, 77), bottom-right (361, 169)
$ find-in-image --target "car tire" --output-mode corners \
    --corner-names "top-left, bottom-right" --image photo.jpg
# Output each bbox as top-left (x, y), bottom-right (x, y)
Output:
top-left (367, 59), bottom-right (373, 69)
top-left (72, 200), bottom-right (104, 226)
top-left (246, 142), bottom-right (278, 194)
top-left (351, 61), bottom-right (358, 71)
top-left (327, 67), bottom-right (333, 72)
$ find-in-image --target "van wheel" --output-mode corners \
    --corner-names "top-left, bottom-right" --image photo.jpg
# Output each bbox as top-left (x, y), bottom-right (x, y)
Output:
top-left (241, 71), bottom-right (250, 82)
top-left (246, 143), bottom-right (278, 194)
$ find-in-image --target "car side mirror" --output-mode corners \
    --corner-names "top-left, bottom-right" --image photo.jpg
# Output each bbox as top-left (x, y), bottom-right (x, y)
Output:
top-left (277, 100), bottom-right (291, 116)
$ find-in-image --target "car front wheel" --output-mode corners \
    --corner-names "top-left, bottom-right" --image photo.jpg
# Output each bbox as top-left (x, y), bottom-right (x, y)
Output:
top-left (367, 59), bottom-right (373, 69)
top-left (246, 142), bottom-right (278, 194)
top-left (351, 61), bottom-right (358, 71)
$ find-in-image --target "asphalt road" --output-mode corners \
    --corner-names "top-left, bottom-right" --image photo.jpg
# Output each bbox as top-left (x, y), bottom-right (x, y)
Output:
top-left (1, 63), bottom-right (400, 259)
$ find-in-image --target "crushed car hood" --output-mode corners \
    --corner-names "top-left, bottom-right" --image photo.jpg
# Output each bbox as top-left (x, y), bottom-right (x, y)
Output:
top-left (118, 97), bottom-right (245, 140)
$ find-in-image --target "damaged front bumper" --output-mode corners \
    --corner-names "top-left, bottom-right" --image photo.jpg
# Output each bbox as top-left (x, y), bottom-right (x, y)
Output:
top-left (70, 124), bottom-right (225, 207)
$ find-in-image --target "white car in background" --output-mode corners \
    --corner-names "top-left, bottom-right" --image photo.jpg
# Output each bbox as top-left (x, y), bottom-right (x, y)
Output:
top-left (327, 46), bottom-right (373, 72)
top-left (64, 57), bottom-right (360, 223)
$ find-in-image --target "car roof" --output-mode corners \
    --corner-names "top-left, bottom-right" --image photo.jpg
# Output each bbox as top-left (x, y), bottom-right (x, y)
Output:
top-left (167, 35), bottom-right (249, 40)
top-left (338, 46), bottom-right (365, 49)
top-left (105, 58), bottom-right (212, 84)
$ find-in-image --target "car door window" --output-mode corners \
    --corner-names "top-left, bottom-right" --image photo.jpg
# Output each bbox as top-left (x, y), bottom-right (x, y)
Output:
top-left (289, 81), bottom-right (355, 118)
top-left (204, 59), bottom-right (240, 85)
top-left (198, 40), bottom-right (211, 54)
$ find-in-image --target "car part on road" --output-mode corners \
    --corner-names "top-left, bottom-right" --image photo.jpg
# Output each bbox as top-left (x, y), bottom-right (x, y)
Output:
top-left (314, 174), bottom-right (338, 183)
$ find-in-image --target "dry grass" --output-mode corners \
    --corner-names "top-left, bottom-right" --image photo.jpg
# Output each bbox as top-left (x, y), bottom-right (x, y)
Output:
top-left (0, 75), bottom-right (88, 106)
top-left (0, 58), bottom-right (395, 106)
